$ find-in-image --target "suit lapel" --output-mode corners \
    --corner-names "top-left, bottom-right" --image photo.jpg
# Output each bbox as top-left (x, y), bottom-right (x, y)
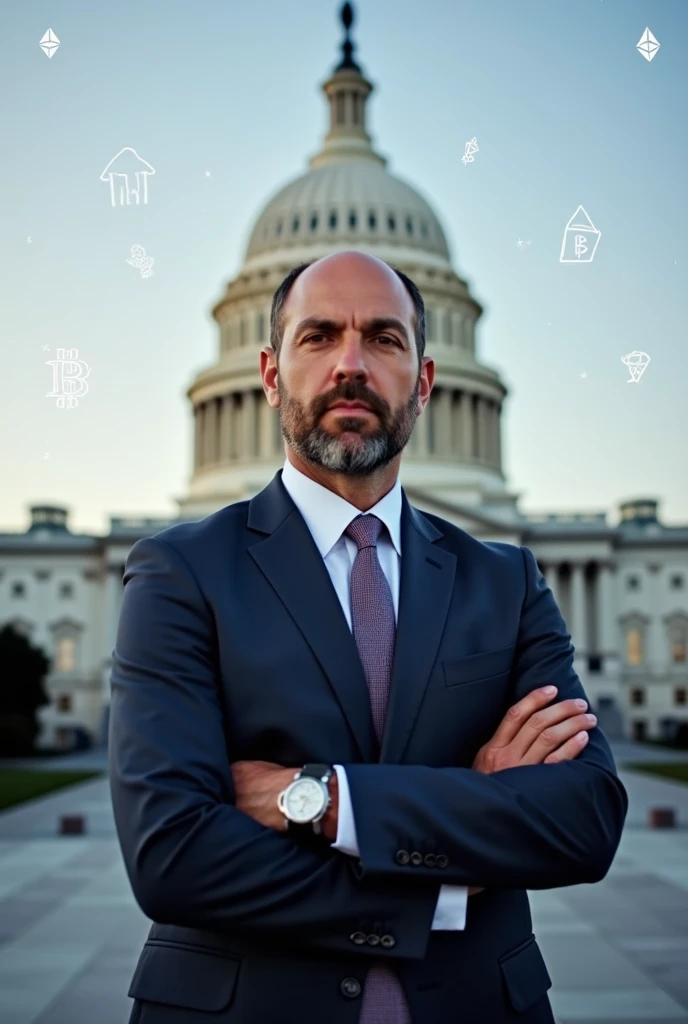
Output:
top-left (380, 496), bottom-right (457, 763)
top-left (247, 472), bottom-right (378, 762)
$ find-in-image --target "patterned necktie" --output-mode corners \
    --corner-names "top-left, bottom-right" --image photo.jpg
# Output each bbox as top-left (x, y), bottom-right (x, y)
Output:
top-left (345, 514), bottom-right (412, 1024)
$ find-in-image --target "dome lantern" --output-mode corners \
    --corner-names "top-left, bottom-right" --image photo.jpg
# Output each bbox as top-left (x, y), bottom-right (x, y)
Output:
top-left (309, 2), bottom-right (386, 170)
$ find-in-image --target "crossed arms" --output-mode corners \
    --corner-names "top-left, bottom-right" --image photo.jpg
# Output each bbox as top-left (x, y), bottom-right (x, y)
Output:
top-left (108, 537), bottom-right (628, 961)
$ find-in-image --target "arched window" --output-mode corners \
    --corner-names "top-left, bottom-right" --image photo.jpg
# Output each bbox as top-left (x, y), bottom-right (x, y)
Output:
top-left (329, 210), bottom-right (338, 230)
top-left (292, 216), bottom-right (300, 233)
top-left (387, 214), bottom-right (396, 232)
top-left (406, 216), bottom-right (414, 235)
top-left (310, 213), bottom-right (319, 231)
top-left (368, 211), bottom-right (377, 230)
top-left (349, 210), bottom-right (357, 229)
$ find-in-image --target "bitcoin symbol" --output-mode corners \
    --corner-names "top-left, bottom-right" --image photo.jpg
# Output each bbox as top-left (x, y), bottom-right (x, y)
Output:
top-left (574, 234), bottom-right (588, 258)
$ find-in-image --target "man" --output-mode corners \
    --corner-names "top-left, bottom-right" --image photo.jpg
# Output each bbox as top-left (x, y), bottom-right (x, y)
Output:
top-left (109, 251), bottom-right (628, 1024)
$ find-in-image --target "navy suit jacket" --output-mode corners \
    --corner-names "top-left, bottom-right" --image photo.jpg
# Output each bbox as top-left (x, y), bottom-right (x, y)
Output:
top-left (109, 470), bottom-right (628, 1024)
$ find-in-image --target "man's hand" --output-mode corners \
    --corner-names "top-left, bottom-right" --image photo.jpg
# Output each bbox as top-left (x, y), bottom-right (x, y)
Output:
top-left (231, 761), bottom-right (340, 842)
top-left (231, 760), bottom-right (296, 833)
top-left (472, 686), bottom-right (596, 775)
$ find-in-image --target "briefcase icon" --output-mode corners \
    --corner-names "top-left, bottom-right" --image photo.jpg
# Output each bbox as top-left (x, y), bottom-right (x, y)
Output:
top-left (559, 205), bottom-right (602, 263)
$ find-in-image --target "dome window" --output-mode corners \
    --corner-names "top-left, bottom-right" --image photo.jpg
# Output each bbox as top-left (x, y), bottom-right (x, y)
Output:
top-left (276, 220), bottom-right (283, 236)
top-left (310, 213), bottom-right (319, 231)
top-left (349, 209), bottom-right (357, 229)
top-left (406, 217), bottom-right (414, 236)
top-left (329, 210), bottom-right (338, 230)
top-left (368, 211), bottom-right (377, 230)
top-left (387, 214), bottom-right (396, 232)
top-left (292, 216), bottom-right (300, 233)
top-left (421, 220), bottom-right (429, 238)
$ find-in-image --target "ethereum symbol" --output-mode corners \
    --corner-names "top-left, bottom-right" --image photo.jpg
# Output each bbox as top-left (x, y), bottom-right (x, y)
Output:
top-left (636, 27), bottom-right (660, 62)
top-left (621, 350), bottom-right (651, 383)
top-left (39, 28), bottom-right (60, 58)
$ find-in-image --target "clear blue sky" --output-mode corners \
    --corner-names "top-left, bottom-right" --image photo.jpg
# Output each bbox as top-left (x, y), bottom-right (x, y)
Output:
top-left (1, 0), bottom-right (686, 533)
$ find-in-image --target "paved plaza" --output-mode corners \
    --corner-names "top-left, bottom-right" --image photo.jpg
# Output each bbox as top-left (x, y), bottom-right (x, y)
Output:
top-left (1, 749), bottom-right (688, 1024)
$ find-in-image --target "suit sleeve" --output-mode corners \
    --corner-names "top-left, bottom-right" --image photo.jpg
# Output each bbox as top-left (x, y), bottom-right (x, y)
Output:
top-left (342, 545), bottom-right (629, 890)
top-left (108, 536), bottom-right (439, 960)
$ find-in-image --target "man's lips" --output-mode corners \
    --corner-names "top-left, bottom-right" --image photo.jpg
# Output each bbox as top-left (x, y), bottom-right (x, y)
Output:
top-left (328, 402), bottom-right (374, 413)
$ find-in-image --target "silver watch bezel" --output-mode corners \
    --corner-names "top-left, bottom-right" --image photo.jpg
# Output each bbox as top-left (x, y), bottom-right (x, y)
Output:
top-left (277, 774), bottom-right (330, 827)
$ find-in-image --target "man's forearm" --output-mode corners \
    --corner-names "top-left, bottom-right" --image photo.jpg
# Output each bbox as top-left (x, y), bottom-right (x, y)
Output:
top-left (341, 757), bottom-right (627, 890)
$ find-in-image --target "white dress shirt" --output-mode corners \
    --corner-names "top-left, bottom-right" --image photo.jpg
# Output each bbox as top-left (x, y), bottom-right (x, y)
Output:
top-left (280, 457), bottom-right (468, 931)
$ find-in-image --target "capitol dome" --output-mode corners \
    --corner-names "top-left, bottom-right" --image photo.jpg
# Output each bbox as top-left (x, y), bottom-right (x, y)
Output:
top-left (177, 1), bottom-right (518, 528)
top-left (244, 161), bottom-right (451, 265)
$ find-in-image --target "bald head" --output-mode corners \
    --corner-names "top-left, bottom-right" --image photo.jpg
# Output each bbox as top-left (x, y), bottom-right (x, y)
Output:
top-left (269, 251), bottom-right (425, 362)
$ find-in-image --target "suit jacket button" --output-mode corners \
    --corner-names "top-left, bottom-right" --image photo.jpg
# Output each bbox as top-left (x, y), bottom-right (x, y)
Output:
top-left (350, 931), bottom-right (367, 945)
top-left (380, 934), bottom-right (396, 948)
top-left (410, 851), bottom-right (423, 866)
top-left (395, 849), bottom-right (410, 865)
top-left (341, 977), bottom-right (362, 999)
top-left (424, 853), bottom-right (437, 867)
top-left (366, 934), bottom-right (380, 946)
top-left (436, 854), bottom-right (449, 868)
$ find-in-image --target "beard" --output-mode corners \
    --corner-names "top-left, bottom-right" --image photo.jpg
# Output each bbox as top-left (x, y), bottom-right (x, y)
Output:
top-left (276, 375), bottom-right (421, 476)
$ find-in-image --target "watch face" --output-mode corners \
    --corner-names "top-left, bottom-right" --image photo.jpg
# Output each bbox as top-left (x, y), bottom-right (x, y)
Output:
top-left (284, 777), bottom-right (326, 823)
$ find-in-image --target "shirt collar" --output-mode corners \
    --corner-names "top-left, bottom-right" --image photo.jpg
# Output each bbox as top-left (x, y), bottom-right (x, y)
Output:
top-left (281, 457), bottom-right (402, 559)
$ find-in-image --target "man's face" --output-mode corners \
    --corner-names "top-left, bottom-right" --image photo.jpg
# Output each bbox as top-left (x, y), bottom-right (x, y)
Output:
top-left (264, 254), bottom-right (434, 476)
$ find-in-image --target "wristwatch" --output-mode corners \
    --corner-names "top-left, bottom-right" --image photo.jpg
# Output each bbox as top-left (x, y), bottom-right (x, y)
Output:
top-left (277, 763), bottom-right (334, 837)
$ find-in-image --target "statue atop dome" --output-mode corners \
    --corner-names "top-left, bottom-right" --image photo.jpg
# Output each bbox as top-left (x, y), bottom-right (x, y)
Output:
top-left (335, 1), bottom-right (362, 72)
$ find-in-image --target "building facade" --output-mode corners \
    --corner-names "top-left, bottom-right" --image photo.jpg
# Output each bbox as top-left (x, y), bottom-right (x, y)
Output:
top-left (1, 5), bottom-right (687, 749)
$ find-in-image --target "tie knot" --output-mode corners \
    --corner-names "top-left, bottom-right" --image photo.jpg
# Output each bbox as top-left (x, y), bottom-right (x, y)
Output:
top-left (345, 513), bottom-right (383, 551)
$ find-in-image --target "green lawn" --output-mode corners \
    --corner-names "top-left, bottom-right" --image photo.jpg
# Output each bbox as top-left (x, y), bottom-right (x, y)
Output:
top-left (623, 762), bottom-right (688, 785)
top-left (0, 769), bottom-right (105, 812)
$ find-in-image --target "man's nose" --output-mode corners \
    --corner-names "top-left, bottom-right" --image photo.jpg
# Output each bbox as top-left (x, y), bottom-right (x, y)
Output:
top-left (332, 339), bottom-right (369, 381)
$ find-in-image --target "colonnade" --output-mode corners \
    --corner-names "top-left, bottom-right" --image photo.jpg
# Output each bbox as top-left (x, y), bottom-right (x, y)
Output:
top-left (193, 386), bottom-right (503, 472)
top-left (540, 562), bottom-right (617, 660)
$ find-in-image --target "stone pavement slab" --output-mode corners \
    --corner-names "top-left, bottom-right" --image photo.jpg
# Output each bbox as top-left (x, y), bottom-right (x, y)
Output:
top-left (0, 763), bottom-right (687, 1023)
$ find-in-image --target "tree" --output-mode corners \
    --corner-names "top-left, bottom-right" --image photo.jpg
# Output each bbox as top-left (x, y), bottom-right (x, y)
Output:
top-left (0, 624), bottom-right (51, 757)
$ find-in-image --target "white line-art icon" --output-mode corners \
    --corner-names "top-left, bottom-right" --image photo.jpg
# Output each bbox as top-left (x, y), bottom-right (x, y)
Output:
top-left (39, 29), bottom-right (60, 58)
top-left (621, 350), bottom-right (650, 383)
top-left (580, 372), bottom-right (588, 379)
top-left (46, 347), bottom-right (91, 408)
top-left (100, 148), bottom-right (156, 207)
top-left (461, 138), bottom-right (479, 165)
top-left (126, 244), bottom-right (155, 278)
top-left (637, 28), bottom-right (660, 62)
top-left (516, 239), bottom-right (531, 249)
top-left (560, 205), bottom-right (602, 263)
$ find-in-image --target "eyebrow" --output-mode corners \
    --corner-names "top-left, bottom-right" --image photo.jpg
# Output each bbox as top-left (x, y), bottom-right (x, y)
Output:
top-left (293, 316), bottom-right (410, 346)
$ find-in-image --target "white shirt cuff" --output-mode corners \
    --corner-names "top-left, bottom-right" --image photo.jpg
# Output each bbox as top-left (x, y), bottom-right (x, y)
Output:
top-left (332, 764), bottom-right (359, 856)
top-left (431, 885), bottom-right (468, 930)
top-left (332, 765), bottom-right (467, 930)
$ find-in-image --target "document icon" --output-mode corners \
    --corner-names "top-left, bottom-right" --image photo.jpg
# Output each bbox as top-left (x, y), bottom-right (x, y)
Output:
top-left (559, 205), bottom-right (602, 263)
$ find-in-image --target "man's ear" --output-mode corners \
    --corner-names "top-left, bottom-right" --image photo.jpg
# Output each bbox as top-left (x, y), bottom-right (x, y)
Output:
top-left (260, 347), bottom-right (280, 408)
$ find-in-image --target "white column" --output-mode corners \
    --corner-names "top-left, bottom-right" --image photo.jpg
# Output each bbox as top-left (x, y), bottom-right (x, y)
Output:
top-left (596, 563), bottom-right (617, 657)
top-left (570, 563), bottom-right (588, 657)
top-left (494, 402), bottom-right (502, 472)
top-left (219, 395), bottom-right (231, 462)
top-left (461, 391), bottom-right (474, 461)
top-left (241, 390), bottom-right (256, 459)
top-left (204, 398), bottom-right (217, 465)
top-left (194, 404), bottom-right (204, 469)
top-left (437, 388), bottom-right (452, 455)
top-left (645, 565), bottom-right (665, 673)
top-left (544, 563), bottom-right (560, 606)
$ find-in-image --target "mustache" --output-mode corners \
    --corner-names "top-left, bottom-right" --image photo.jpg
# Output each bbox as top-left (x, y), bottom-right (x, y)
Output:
top-left (312, 384), bottom-right (390, 420)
